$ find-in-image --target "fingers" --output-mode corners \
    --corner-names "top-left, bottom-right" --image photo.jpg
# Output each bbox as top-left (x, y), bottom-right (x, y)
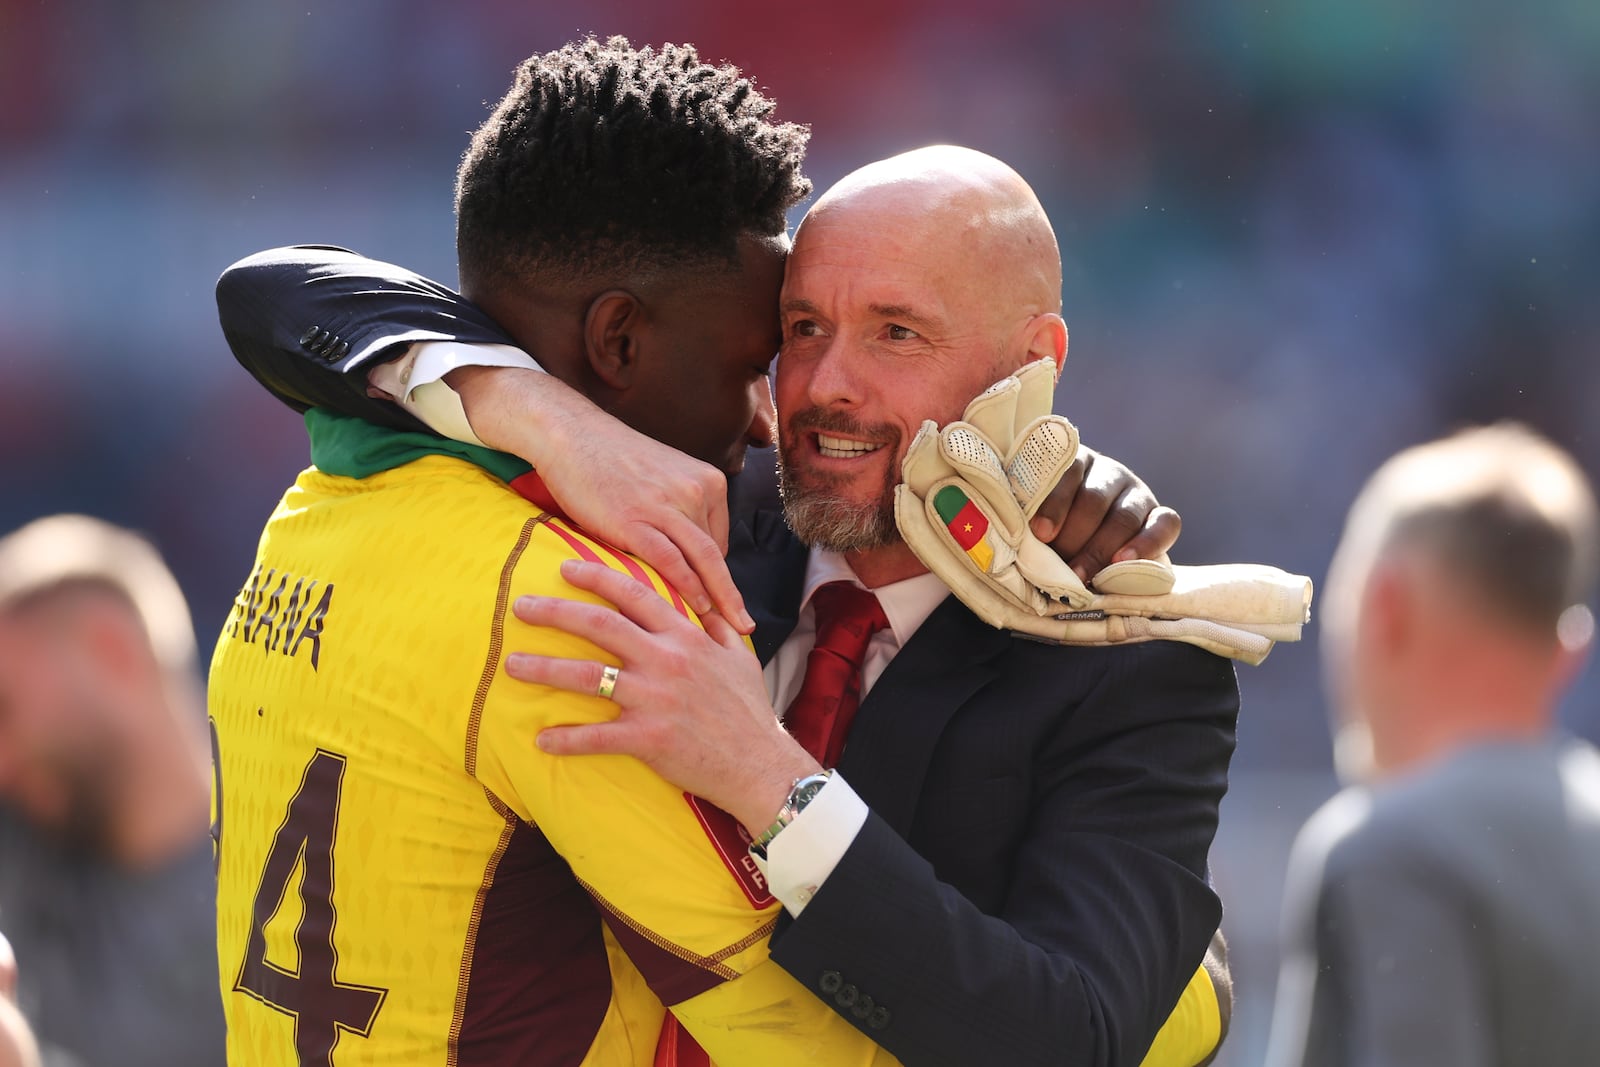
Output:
top-left (504, 651), bottom-right (626, 703)
top-left (656, 512), bottom-right (752, 633)
top-left (1064, 481), bottom-right (1154, 580)
top-left (536, 720), bottom-right (637, 757)
top-left (698, 606), bottom-right (754, 652)
top-left (705, 490), bottom-right (731, 559)
top-left (510, 576), bottom-right (664, 663)
top-left (1028, 452), bottom-right (1088, 546)
top-left (555, 559), bottom-right (686, 634)
top-left (1030, 445), bottom-right (1173, 581)
top-left (658, 461), bottom-right (729, 555)
top-left (1110, 506), bottom-right (1182, 564)
top-left (626, 524), bottom-right (714, 619)
top-left (510, 559), bottom-right (735, 680)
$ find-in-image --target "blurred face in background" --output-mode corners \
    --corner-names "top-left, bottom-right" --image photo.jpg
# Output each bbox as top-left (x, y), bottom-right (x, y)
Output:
top-left (0, 604), bottom-right (124, 851)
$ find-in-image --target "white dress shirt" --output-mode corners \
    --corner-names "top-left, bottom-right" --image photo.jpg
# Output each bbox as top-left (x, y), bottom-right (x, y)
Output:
top-left (372, 340), bottom-right (542, 446)
top-left (756, 552), bottom-right (949, 914)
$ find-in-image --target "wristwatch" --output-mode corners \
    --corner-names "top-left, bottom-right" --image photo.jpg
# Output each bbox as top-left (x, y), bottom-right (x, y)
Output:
top-left (750, 770), bottom-right (833, 860)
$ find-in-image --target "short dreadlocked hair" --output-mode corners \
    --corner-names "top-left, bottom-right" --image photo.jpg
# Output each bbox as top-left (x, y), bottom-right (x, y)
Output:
top-left (455, 36), bottom-right (811, 289)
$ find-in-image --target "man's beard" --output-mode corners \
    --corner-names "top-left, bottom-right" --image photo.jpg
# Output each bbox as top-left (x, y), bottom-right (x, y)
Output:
top-left (778, 408), bottom-right (902, 553)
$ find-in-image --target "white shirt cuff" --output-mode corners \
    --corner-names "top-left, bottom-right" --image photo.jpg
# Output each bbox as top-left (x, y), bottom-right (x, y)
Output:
top-left (754, 774), bottom-right (868, 917)
top-left (368, 341), bottom-right (542, 447)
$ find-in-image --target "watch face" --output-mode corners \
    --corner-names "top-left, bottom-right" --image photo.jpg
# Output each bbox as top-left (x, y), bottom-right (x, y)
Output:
top-left (791, 773), bottom-right (831, 810)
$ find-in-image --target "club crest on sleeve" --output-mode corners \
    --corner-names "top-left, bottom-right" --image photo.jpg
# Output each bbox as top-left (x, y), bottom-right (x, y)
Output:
top-left (684, 794), bottom-right (774, 908)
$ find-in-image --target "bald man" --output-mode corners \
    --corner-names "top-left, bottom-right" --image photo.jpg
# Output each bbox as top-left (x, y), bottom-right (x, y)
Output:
top-left (0, 515), bottom-right (224, 1066)
top-left (1264, 424), bottom-right (1600, 1067)
top-left (219, 143), bottom-right (1238, 1067)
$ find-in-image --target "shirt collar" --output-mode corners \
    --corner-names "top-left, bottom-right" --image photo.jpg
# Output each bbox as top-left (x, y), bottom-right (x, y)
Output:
top-left (799, 549), bottom-right (950, 649)
top-left (305, 408), bottom-right (529, 483)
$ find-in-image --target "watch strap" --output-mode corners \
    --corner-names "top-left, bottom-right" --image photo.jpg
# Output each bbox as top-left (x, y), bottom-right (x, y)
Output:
top-left (750, 770), bottom-right (832, 858)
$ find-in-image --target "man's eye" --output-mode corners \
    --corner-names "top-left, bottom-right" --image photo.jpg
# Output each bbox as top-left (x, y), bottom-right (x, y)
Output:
top-left (886, 324), bottom-right (919, 341)
top-left (790, 319), bottom-right (820, 338)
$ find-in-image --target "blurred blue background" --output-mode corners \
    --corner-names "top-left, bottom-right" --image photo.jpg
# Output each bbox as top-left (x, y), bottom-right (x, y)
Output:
top-left (2, 1), bottom-right (1597, 1061)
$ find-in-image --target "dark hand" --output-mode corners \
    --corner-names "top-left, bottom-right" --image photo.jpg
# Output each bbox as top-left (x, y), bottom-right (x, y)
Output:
top-left (1027, 445), bottom-right (1181, 582)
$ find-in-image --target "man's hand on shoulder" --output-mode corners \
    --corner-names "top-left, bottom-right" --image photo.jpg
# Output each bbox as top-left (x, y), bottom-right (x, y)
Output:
top-left (506, 559), bottom-right (815, 834)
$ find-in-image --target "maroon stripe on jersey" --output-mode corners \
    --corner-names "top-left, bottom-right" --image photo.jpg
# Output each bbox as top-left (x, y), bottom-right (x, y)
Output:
top-left (452, 805), bottom-right (612, 1066)
top-left (581, 884), bottom-right (772, 1007)
top-left (599, 908), bottom-right (728, 1006)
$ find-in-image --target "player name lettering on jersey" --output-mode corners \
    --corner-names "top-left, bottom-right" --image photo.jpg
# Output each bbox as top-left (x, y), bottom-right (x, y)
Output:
top-left (224, 563), bottom-right (335, 670)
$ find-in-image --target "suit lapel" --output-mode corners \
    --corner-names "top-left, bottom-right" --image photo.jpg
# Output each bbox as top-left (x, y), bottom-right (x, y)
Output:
top-left (838, 597), bottom-right (1011, 837)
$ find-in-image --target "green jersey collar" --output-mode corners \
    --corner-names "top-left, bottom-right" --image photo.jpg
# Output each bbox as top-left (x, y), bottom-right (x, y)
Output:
top-left (305, 408), bottom-right (531, 484)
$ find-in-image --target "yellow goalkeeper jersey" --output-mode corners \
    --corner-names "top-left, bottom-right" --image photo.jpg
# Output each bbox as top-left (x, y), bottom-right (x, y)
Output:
top-left (208, 412), bottom-right (900, 1067)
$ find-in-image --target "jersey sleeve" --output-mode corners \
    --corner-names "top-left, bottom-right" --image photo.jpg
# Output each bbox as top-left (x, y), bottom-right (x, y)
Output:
top-left (1137, 963), bottom-right (1221, 1067)
top-left (470, 521), bottom-right (900, 1067)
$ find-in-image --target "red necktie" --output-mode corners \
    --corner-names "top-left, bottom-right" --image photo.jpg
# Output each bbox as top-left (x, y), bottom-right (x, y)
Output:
top-left (784, 581), bottom-right (890, 767)
top-left (653, 582), bottom-right (888, 1067)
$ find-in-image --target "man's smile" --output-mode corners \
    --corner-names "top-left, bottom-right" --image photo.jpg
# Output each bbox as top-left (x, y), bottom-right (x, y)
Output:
top-left (814, 432), bottom-right (886, 460)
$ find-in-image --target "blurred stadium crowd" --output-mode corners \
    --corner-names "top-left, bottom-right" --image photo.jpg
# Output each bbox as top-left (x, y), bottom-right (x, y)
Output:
top-left (1, 1), bottom-right (1597, 1063)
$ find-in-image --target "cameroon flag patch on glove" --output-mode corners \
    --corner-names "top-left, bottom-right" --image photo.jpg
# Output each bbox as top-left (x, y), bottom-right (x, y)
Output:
top-left (933, 485), bottom-right (996, 572)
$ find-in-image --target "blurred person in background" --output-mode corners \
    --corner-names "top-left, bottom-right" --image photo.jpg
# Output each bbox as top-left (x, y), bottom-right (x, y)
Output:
top-left (1264, 423), bottom-right (1600, 1066)
top-left (0, 930), bottom-right (40, 1067)
top-left (0, 516), bottom-right (223, 1066)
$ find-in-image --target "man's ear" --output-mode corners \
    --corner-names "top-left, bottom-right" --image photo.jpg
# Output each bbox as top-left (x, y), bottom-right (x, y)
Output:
top-left (584, 290), bottom-right (644, 390)
top-left (1022, 313), bottom-right (1068, 373)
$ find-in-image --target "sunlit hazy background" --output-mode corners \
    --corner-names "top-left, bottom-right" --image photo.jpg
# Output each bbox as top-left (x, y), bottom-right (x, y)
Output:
top-left (3, 2), bottom-right (1597, 1061)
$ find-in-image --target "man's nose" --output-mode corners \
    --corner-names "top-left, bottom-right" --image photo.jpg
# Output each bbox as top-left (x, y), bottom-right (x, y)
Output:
top-left (803, 337), bottom-right (860, 410)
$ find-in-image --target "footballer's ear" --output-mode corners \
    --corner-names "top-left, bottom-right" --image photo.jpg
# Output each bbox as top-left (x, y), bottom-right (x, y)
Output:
top-left (583, 290), bottom-right (643, 390)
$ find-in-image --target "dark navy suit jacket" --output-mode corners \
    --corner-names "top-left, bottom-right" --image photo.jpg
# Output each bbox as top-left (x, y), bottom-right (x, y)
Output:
top-left (216, 246), bottom-right (1240, 1067)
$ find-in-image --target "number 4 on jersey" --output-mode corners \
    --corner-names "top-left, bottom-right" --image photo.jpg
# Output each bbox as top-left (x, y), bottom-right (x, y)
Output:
top-left (233, 749), bottom-right (388, 1066)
